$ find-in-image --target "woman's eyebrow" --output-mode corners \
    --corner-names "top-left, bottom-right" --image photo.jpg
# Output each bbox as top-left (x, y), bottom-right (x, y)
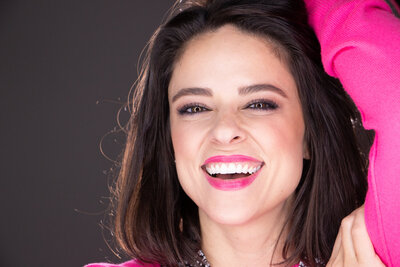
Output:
top-left (171, 83), bottom-right (287, 103)
top-left (238, 84), bottom-right (288, 98)
top-left (171, 87), bottom-right (213, 103)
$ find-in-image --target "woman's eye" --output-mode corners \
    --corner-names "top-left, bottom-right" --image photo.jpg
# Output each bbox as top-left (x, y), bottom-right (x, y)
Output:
top-left (246, 100), bottom-right (278, 110)
top-left (178, 104), bottom-right (209, 115)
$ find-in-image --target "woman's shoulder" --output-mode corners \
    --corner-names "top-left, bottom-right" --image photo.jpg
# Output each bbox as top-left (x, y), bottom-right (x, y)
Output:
top-left (84, 259), bottom-right (160, 267)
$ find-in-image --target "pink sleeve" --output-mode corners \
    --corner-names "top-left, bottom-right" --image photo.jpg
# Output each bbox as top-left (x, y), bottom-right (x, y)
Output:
top-left (84, 259), bottom-right (160, 267)
top-left (303, 0), bottom-right (400, 266)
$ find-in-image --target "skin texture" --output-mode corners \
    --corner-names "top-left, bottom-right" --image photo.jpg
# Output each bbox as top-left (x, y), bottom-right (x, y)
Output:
top-left (168, 25), bottom-right (306, 266)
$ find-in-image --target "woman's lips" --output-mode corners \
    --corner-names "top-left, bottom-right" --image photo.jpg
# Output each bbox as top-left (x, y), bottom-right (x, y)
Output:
top-left (201, 155), bottom-right (264, 191)
top-left (204, 154), bottom-right (262, 164)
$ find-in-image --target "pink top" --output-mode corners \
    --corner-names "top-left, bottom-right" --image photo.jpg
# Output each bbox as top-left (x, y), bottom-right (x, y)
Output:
top-left (85, 261), bottom-right (302, 267)
top-left (84, 260), bottom-right (299, 267)
top-left (84, 260), bottom-right (303, 267)
top-left (85, 260), bottom-right (158, 267)
top-left (86, 0), bottom-right (400, 266)
top-left (304, 0), bottom-right (400, 266)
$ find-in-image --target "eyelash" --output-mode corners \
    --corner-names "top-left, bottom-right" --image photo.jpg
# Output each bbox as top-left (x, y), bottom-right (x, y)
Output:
top-left (178, 103), bottom-right (209, 115)
top-left (177, 99), bottom-right (278, 116)
top-left (245, 99), bottom-right (278, 111)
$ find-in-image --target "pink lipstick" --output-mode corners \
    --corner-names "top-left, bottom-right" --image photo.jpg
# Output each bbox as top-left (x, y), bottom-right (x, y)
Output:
top-left (202, 155), bottom-right (263, 191)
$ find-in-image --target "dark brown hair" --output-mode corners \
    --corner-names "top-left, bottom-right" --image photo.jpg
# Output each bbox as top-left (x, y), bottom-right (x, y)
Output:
top-left (111, 0), bottom-right (372, 266)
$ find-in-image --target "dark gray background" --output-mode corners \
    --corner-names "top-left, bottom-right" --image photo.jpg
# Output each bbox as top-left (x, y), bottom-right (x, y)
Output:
top-left (0, 1), bottom-right (173, 266)
top-left (1, 1), bottom-right (399, 267)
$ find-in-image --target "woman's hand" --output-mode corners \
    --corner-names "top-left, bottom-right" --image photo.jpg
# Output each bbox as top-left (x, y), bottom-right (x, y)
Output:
top-left (327, 205), bottom-right (386, 267)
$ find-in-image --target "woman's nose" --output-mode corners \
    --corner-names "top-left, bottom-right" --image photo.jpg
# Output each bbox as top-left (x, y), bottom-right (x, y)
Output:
top-left (210, 111), bottom-right (246, 145)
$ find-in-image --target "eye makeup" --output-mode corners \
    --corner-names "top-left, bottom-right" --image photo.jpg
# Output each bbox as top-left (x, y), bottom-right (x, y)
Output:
top-left (245, 98), bottom-right (279, 111)
top-left (177, 102), bottom-right (210, 115)
top-left (176, 97), bottom-right (279, 117)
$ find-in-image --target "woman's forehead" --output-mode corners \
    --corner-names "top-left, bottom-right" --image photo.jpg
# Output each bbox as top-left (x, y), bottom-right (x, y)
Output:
top-left (169, 25), bottom-right (296, 99)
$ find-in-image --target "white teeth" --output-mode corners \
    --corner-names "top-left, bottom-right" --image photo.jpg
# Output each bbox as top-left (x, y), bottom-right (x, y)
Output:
top-left (237, 164), bottom-right (242, 173)
top-left (228, 163), bottom-right (235, 173)
top-left (215, 164), bottom-right (221, 173)
top-left (242, 164), bottom-right (248, 173)
top-left (205, 162), bottom-right (262, 175)
top-left (220, 164), bottom-right (228, 174)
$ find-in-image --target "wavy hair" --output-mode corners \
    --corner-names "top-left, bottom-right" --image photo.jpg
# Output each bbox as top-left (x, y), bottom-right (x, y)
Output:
top-left (111, 0), bottom-right (372, 266)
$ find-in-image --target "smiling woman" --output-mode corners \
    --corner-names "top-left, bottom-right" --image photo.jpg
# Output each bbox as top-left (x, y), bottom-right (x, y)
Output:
top-left (169, 26), bottom-right (307, 235)
top-left (86, 0), bottom-right (400, 266)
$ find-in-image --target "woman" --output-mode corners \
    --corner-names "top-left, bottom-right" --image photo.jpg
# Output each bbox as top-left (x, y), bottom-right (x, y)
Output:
top-left (87, 0), bottom-right (400, 266)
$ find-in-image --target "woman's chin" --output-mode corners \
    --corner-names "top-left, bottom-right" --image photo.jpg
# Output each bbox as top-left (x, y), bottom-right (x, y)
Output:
top-left (199, 204), bottom-right (259, 227)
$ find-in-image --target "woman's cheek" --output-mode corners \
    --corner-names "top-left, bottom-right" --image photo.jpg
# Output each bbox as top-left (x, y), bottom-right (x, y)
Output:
top-left (171, 118), bottom-right (206, 159)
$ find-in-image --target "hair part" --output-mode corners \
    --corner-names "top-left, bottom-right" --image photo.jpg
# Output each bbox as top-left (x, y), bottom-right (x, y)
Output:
top-left (111, 1), bottom-right (371, 266)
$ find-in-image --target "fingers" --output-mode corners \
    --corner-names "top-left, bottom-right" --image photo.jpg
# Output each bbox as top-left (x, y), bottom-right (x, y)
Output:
top-left (351, 206), bottom-right (370, 258)
top-left (328, 226), bottom-right (342, 265)
top-left (328, 214), bottom-right (357, 266)
top-left (327, 228), bottom-right (344, 267)
top-left (327, 205), bottom-right (386, 267)
top-left (341, 214), bottom-right (357, 264)
top-left (351, 206), bottom-right (384, 265)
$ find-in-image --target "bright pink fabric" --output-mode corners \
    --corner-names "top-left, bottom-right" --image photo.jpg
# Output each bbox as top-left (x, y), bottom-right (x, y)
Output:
top-left (304, 0), bottom-right (400, 266)
top-left (84, 259), bottom-right (160, 267)
top-left (84, 260), bottom-right (299, 267)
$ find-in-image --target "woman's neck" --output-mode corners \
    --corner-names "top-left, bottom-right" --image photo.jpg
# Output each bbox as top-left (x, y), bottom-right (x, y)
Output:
top-left (199, 200), bottom-right (291, 267)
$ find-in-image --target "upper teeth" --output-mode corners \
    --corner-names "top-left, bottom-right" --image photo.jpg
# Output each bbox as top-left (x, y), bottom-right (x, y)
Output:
top-left (205, 163), bottom-right (261, 175)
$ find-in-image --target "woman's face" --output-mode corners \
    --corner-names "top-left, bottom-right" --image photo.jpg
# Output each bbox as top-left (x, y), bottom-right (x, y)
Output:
top-left (168, 25), bottom-right (307, 226)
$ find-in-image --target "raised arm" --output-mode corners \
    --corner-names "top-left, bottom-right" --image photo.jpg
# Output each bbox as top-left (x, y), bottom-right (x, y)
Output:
top-left (303, 0), bottom-right (400, 266)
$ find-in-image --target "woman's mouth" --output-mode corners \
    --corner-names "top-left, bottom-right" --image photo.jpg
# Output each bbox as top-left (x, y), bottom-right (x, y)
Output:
top-left (201, 155), bottom-right (264, 190)
top-left (203, 162), bottom-right (262, 179)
